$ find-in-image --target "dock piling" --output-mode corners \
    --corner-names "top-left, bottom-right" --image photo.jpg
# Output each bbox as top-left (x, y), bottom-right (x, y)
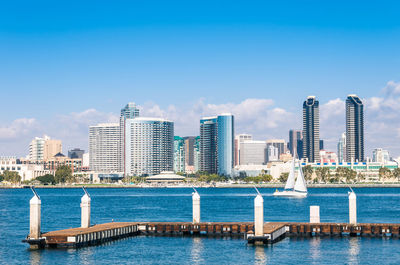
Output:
top-left (192, 189), bottom-right (200, 224)
top-left (29, 187), bottom-right (41, 239)
top-left (81, 187), bottom-right (91, 228)
top-left (310, 206), bottom-right (320, 223)
top-left (349, 190), bottom-right (357, 224)
top-left (254, 193), bottom-right (264, 237)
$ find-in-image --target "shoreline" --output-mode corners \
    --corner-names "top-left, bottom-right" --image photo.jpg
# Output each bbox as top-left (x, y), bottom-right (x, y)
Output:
top-left (2, 183), bottom-right (400, 189)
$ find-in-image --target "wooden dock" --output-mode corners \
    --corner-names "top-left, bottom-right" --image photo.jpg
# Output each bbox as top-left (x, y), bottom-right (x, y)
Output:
top-left (23, 221), bottom-right (400, 249)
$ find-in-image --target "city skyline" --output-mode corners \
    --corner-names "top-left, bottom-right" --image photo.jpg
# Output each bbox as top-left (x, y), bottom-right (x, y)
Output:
top-left (1, 90), bottom-right (400, 159)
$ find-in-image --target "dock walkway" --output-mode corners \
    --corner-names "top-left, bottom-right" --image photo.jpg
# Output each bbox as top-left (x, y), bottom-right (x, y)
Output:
top-left (24, 221), bottom-right (399, 249)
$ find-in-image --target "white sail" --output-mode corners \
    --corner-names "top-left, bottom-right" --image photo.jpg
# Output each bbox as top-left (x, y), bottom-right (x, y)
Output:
top-left (284, 158), bottom-right (296, 190)
top-left (294, 162), bottom-right (307, 193)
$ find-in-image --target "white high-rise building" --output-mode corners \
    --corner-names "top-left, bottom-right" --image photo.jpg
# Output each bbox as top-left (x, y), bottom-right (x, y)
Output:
top-left (266, 145), bottom-right (279, 162)
top-left (373, 148), bottom-right (390, 163)
top-left (29, 135), bottom-right (50, 161)
top-left (239, 140), bottom-right (267, 165)
top-left (125, 117), bottom-right (174, 176)
top-left (89, 123), bottom-right (120, 172)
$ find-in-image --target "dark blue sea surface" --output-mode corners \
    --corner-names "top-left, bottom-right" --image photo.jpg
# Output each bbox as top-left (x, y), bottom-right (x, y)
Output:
top-left (0, 187), bottom-right (400, 264)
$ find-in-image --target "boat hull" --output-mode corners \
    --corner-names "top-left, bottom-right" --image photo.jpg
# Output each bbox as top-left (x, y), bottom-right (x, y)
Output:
top-left (273, 190), bottom-right (307, 198)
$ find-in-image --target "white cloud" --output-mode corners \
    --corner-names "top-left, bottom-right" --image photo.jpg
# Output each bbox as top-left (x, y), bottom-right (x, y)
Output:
top-left (3, 82), bottom-right (400, 158)
top-left (0, 118), bottom-right (39, 139)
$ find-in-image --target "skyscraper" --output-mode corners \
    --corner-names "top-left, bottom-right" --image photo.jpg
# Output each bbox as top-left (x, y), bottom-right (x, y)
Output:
top-left (174, 136), bottom-right (185, 173)
top-left (302, 96), bottom-right (320, 163)
top-left (289, 130), bottom-right (302, 157)
top-left (346, 94), bottom-right (365, 162)
top-left (217, 114), bottom-right (234, 176)
top-left (29, 136), bottom-right (47, 161)
top-left (120, 102), bottom-right (140, 173)
top-left (89, 123), bottom-right (120, 172)
top-left (199, 114), bottom-right (234, 176)
top-left (124, 117), bottom-right (174, 176)
top-left (183, 136), bottom-right (197, 173)
top-left (199, 117), bottom-right (218, 174)
top-left (337, 132), bottom-right (346, 163)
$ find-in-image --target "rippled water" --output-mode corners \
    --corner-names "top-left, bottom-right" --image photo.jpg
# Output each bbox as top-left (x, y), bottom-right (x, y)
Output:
top-left (0, 187), bottom-right (399, 264)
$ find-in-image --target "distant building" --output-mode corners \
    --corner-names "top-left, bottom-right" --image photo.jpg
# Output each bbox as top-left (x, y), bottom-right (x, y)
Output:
top-left (43, 139), bottom-right (62, 161)
top-left (199, 114), bottom-right (234, 176)
top-left (372, 148), bottom-right (390, 163)
top-left (89, 123), bottom-right (120, 172)
top-left (183, 136), bottom-right (197, 173)
top-left (68, 148), bottom-right (85, 159)
top-left (234, 134), bottom-right (252, 166)
top-left (297, 139), bottom-right (303, 159)
top-left (288, 130), bottom-right (302, 157)
top-left (319, 150), bottom-right (338, 163)
top-left (120, 102), bottom-right (140, 173)
top-left (217, 114), bottom-right (234, 176)
top-left (338, 132), bottom-right (346, 163)
top-left (29, 136), bottom-right (46, 162)
top-left (44, 152), bottom-right (83, 173)
top-left (0, 156), bottom-right (52, 181)
top-left (346, 94), bottom-right (365, 162)
top-left (303, 96), bottom-right (320, 162)
top-left (199, 116), bottom-right (218, 174)
top-left (124, 117), bottom-right (174, 176)
top-left (239, 140), bottom-right (266, 165)
top-left (266, 139), bottom-right (286, 161)
top-left (174, 136), bottom-right (185, 173)
top-left (266, 145), bottom-right (279, 162)
top-left (319, 140), bottom-right (324, 151)
top-left (194, 136), bottom-right (200, 172)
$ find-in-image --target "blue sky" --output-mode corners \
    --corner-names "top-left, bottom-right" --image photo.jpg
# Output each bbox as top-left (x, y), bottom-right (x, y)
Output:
top-left (0, 0), bottom-right (400, 157)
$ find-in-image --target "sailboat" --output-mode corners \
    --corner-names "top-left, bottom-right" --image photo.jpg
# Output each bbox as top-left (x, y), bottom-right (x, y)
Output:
top-left (273, 158), bottom-right (308, 197)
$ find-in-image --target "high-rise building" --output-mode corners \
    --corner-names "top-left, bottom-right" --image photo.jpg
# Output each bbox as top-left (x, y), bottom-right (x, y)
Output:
top-left (338, 132), bottom-right (346, 163)
top-left (44, 139), bottom-right (62, 160)
top-left (303, 96), bottom-right (320, 163)
top-left (217, 114), bottom-right (234, 176)
top-left (372, 148), bottom-right (390, 163)
top-left (239, 140), bottom-right (266, 165)
top-left (297, 139), bottom-right (303, 159)
top-left (174, 136), bottom-right (185, 173)
top-left (120, 102), bottom-right (140, 173)
top-left (68, 148), bottom-right (85, 159)
top-left (199, 117), bottom-right (218, 174)
top-left (266, 145), bottom-right (279, 162)
top-left (289, 130), bottom-right (302, 157)
top-left (183, 136), bottom-right (197, 173)
top-left (346, 95), bottom-right (365, 162)
top-left (319, 140), bottom-right (324, 150)
top-left (29, 136), bottom-right (48, 161)
top-left (124, 118), bottom-right (174, 176)
top-left (234, 134), bottom-right (252, 166)
top-left (199, 114), bottom-right (234, 176)
top-left (89, 123), bottom-right (120, 172)
top-left (194, 136), bottom-right (200, 172)
top-left (266, 139), bottom-right (286, 161)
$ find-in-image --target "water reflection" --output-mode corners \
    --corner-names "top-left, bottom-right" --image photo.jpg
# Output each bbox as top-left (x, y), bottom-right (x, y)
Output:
top-left (348, 237), bottom-right (360, 265)
top-left (254, 246), bottom-right (267, 265)
top-left (309, 237), bottom-right (321, 263)
top-left (190, 237), bottom-right (204, 264)
top-left (29, 249), bottom-right (41, 265)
